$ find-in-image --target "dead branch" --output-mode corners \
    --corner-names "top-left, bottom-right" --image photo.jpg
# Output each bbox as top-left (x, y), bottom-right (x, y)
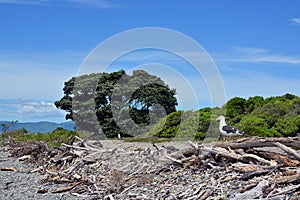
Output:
top-left (215, 137), bottom-right (300, 149)
top-left (273, 142), bottom-right (300, 161)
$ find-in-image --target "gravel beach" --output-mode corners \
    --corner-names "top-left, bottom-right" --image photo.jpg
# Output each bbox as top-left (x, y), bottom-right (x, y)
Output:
top-left (0, 145), bottom-right (85, 200)
top-left (0, 140), bottom-right (188, 200)
top-left (1, 139), bottom-right (300, 200)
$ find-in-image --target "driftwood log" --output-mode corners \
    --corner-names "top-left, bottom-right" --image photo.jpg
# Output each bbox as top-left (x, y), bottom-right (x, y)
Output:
top-left (214, 136), bottom-right (300, 149)
top-left (1, 136), bottom-right (300, 199)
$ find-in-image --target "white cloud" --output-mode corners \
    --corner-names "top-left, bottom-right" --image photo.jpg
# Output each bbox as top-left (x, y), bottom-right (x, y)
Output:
top-left (214, 47), bottom-right (300, 64)
top-left (210, 46), bottom-right (300, 101)
top-left (0, 99), bottom-right (66, 122)
top-left (0, 0), bottom-right (122, 8)
top-left (289, 18), bottom-right (300, 25)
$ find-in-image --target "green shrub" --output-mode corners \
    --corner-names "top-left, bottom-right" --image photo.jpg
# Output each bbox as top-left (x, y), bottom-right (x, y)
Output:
top-left (148, 111), bottom-right (182, 138)
top-left (1, 128), bottom-right (78, 147)
top-left (237, 116), bottom-right (268, 128)
top-left (224, 97), bottom-right (246, 119)
top-left (242, 126), bottom-right (282, 137)
top-left (1, 128), bottom-right (27, 140)
top-left (251, 103), bottom-right (289, 128)
top-left (274, 116), bottom-right (300, 137)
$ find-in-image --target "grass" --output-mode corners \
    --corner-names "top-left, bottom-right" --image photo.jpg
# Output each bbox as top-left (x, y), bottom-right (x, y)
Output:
top-left (0, 128), bottom-right (79, 147)
top-left (1, 127), bottom-right (245, 147)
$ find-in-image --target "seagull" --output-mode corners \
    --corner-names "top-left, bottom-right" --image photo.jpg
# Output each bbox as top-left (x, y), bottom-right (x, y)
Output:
top-left (216, 116), bottom-right (243, 140)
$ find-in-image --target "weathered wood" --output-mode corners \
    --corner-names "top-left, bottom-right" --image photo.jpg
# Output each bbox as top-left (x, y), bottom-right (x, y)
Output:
top-left (61, 143), bottom-right (90, 151)
top-left (233, 180), bottom-right (269, 200)
top-left (198, 188), bottom-right (212, 200)
top-left (18, 155), bottom-right (31, 161)
top-left (252, 149), bottom-right (300, 167)
top-left (268, 184), bottom-right (300, 197)
top-left (2, 137), bottom-right (300, 199)
top-left (202, 146), bottom-right (271, 165)
top-left (272, 173), bottom-right (300, 184)
top-left (232, 163), bottom-right (264, 172)
top-left (51, 180), bottom-right (86, 193)
top-left (37, 189), bottom-right (48, 194)
top-left (214, 136), bottom-right (300, 149)
top-left (273, 142), bottom-right (300, 161)
top-left (164, 155), bottom-right (182, 165)
top-left (0, 167), bottom-right (16, 171)
top-left (188, 140), bottom-right (199, 150)
top-left (241, 169), bottom-right (273, 180)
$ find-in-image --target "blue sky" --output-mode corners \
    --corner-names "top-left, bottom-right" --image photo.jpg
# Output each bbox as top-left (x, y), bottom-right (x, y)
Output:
top-left (0, 0), bottom-right (300, 122)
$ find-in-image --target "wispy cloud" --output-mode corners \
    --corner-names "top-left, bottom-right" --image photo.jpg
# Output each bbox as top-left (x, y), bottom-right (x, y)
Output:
top-left (0, 0), bottom-right (122, 9)
top-left (66, 0), bottom-right (121, 9)
top-left (111, 47), bottom-right (300, 68)
top-left (214, 47), bottom-right (300, 64)
top-left (0, 0), bottom-right (50, 6)
top-left (289, 17), bottom-right (300, 25)
top-left (0, 99), bottom-right (66, 122)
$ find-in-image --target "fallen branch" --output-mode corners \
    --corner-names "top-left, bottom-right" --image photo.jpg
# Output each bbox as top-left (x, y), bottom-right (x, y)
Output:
top-left (268, 184), bottom-right (300, 197)
top-left (51, 180), bottom-right (86, 193)
top-left (215, 137), bottom-right (300, 149)
top-left (273, 142), bottom-right (300, 161)
top-left (164, 155), bottom-right (182, 165)
top-left (0, 167), bottom-right (16, 171)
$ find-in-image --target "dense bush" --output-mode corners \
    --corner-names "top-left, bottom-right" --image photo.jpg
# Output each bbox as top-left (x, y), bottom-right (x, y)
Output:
top-left (147, 107), bottom-right (220, 140)
top-left (274, 116), bottom-right (300, 137)
top-left (237, 116), bottom-right (268, 128)
top-left (241, 126), bottom-right (282, 137)
top-left (224, 97), bottom-right (246, 120)
top-left (147, 93), bottom-right (300, 139)
top-left (148, 111), bottom-right (182, 138)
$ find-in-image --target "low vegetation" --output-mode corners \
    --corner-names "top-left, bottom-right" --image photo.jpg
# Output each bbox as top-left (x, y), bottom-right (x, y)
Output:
top-left (147, 93), bottom-right (300, 139)
top-left (2, 93), bottom-right (300, 144)
top-left (0, 127), bottom-right (78, 147)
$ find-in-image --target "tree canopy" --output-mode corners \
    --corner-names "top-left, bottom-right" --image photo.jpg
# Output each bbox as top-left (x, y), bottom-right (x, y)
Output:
top-left (55, 70), bottom-right (178, 138)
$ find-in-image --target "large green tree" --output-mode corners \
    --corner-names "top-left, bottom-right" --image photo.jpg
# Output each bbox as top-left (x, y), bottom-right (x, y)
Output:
top-left (55, 70), bottom-right (177, 138)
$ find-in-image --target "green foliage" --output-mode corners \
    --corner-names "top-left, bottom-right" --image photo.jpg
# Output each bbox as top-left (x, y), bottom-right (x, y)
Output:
top-left (147, 108), bottom-right (217, 140)
top-left (1, 128), bottom-right (26, 140)
top-left (245, 96), bottom-right (265, 114)
top-left (274, 116), bottom-right (300, 137)
top-left (290, 98), bottom-right (300, 116)
top-left (1, 128), bottom-right (79, 147)
top-left (251, 103), bottom-right (289, 128)
top-left (238, 116), bottom-right (268, 128)
top-left (55, 77), bottom-right (76, 120)
top-left (148, 111), bottom-right (182, 138)
top-left (55, 70), bottom-right (178, 138)
top-left (224, 97), bottom-right (246, 123)
top-left (147, 93), bottom-right (300, 140)
top-left (56, 74), bottom-right (300, 141)
top-left (235, 93), bottom-right (300, 137)
top-left (241, 126), bottom-right (282, 137)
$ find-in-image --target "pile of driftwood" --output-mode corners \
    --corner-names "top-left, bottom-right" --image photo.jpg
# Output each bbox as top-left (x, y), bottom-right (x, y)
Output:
top-left (2, 136), bottom-right (300, 199)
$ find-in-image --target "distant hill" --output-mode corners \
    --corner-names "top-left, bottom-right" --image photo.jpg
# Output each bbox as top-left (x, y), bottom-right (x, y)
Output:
top-left (0, 121), bottom-right (75, 133)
